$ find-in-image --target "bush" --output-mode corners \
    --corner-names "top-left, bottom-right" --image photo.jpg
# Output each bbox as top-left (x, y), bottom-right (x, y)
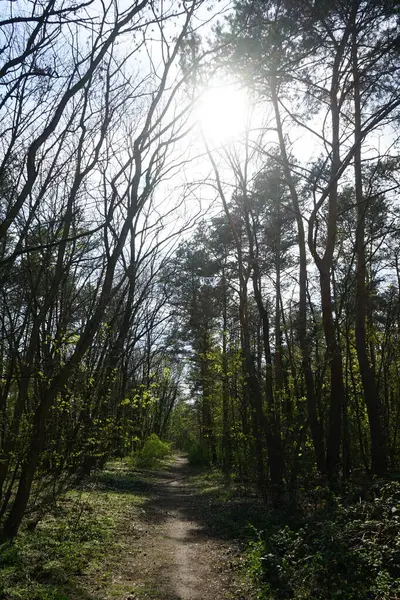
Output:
top-left (246, 481), bottom-right (400, 600)
top-left (187, 442), bottom-right (210, 466)
top-left (134, 434), bottom-right (171, 469)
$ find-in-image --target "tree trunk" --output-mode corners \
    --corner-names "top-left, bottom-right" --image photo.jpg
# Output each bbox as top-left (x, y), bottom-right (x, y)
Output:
top-left (271, 79), bottom-right (325, 476)
top-left (352, 22), bottom-right (387, 476)
top-left (242, 189), bottom-right (283, 500)
top-left (221, 269), bottom-right (232, 473)
top-left (320, 265), bottom-right (345, 481)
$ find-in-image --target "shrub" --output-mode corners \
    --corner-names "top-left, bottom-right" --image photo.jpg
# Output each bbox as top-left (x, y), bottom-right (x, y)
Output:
top-left (246, 481), bottom-right (400, 600)
top-left (134, 434), bottom-right (171, 469)
top-left (187, 442), bottom-right (210, 466)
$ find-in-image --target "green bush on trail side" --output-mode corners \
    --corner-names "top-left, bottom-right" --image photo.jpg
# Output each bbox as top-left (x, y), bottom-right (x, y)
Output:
top-left (245, 481), bottom-right (400, 600)
top-left (134, 434), bottom-right (171, 469)
top-left (187, 441), bottom-right (210, 466)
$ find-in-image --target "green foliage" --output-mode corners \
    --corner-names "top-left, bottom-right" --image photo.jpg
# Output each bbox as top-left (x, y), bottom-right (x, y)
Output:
top-left (133, 434), bottom-right (171, 469)
top-left (187, 441), bottom-right (210, 466)
top-left (168, 401), bottom-right (197, 451)
top-left (245, 482), bottom-right (400, 600)
top-left (0, 461), bottom-right (146, 599)
top-left (0, 494), bottom-right (111, 599)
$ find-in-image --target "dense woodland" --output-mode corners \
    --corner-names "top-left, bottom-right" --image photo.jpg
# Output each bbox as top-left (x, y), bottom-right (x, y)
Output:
top-left (1, 1), bottom-right (400, 593)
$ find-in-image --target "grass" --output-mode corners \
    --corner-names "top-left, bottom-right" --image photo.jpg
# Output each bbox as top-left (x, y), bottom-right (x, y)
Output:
top-left (0, 460), bottom-right (148, 600)
top-left (0, 458), bottom-right (265, 600)
top-left (5, 460), bottom-right (397, 600)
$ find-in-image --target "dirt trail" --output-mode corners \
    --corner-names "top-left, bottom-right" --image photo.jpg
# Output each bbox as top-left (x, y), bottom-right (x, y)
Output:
top-left (123, 456), bottom-right (245, 600)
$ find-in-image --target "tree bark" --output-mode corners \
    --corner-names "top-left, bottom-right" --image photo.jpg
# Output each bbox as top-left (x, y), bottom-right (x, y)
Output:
top-left (352, 20), bottom-right (387, 476)
top-left (221, 268), bottom-right (232, 473)
top-left (271, 79), bottom-right (325, 476)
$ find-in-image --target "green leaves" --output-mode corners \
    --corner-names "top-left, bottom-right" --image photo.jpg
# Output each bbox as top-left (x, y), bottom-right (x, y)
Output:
top-left (246, 482), bottom-right (400, 600)
top-left (132, 434), bottom-right (172, 469)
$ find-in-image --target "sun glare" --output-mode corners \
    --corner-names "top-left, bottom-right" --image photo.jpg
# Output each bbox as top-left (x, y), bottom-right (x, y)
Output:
top-left (195, 84), bottom-right (249, 145)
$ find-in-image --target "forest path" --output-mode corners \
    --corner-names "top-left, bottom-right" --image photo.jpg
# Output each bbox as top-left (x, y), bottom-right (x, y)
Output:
top-left (106, 455), bottom-right (252, 600)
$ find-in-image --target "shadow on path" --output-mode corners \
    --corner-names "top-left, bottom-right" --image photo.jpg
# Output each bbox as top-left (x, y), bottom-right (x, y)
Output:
top-left (93, 456), bottom-right (259, 599)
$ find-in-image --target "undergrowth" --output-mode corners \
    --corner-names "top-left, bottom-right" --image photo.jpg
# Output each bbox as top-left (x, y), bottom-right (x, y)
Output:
top-left (0, 461), bottom-right (146, 600)
top-left (3, 456), bottom-right (398, 600)
top-left (185, 468), bottom-right (400, 599)
top-left (187, 441), bottom-right (210, 466)
top-left (130, 433), bottom-right (172, 469)
top-left (245, 481), bottom-right (400, 600)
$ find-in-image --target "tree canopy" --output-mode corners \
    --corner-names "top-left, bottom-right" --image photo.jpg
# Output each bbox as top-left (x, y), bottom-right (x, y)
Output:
top-left (1, 1), bottom-right (400, 568)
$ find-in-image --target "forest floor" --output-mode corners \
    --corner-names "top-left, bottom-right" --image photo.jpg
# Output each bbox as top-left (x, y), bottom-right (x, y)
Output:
top-left (0, 455), bottom-right (262, 600)
top-left (4, 456), bottom-right (399, 600)
top-left (90, 455), bottom-right (255, 600)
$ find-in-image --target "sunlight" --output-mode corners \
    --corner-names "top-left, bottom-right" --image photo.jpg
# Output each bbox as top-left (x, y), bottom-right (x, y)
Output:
top-left (195, 84), bottom-right (249, 145)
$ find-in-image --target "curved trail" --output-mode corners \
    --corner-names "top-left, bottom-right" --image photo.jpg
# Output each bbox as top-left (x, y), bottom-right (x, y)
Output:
top-left (123, 456), bottom-right (247, 600)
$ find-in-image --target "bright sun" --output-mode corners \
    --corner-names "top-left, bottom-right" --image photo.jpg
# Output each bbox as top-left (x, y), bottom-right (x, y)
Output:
top-left (195, 84), bottom-right (249, 145)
